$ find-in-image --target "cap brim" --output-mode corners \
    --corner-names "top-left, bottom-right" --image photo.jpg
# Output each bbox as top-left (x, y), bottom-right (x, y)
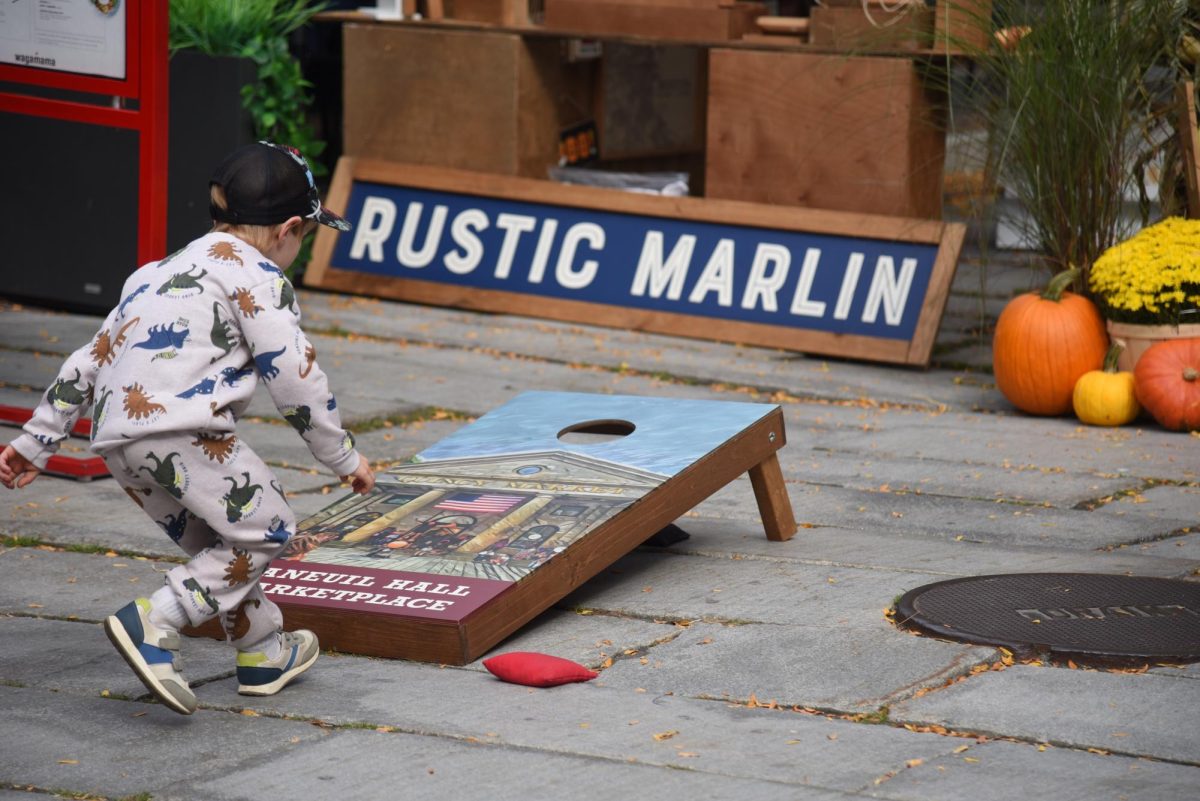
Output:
top-left (311, 204), bottom-right (352, 232)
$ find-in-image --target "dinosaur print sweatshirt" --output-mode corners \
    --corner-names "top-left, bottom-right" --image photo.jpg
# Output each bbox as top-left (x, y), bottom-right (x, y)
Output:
top-left (12, 232), bottom-right (362, 478)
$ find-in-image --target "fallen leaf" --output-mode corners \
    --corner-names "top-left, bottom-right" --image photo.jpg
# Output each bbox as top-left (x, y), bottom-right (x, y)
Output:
top-left (952, 745), bottom-right (970, 754)
top-left (241, 709), bottom-right (259, 717)
top-left (906, 759), bottom-right (924, 768)
top-left (58, 759), bottom-right (78, 765)
top-left (963, 757), bottom-right (979, 763)
top-left (677, 751), bottom-right (699, 758)
top-left (653, 730), bottom-right (679, 741)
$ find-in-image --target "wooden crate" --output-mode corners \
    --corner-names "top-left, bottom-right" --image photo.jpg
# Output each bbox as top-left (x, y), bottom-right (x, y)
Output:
top-left (934, 0), bottom-right (993, 52)
top-left (705, 49), bottom-right (945, 220)
top-left (342, 24), bottom-right (595, 178)
top-left (544, 0), bottom-right (767, 42)
top-left (809, 5), bottom-right (934, 51)
top-left (449, 0), bottom-right (530, 26)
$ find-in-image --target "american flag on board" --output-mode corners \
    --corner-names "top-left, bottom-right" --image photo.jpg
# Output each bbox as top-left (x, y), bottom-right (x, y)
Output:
top-left (433, 493), bottom-right (524, 514)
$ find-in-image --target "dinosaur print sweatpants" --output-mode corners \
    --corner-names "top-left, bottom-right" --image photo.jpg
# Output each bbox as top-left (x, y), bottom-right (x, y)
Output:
top-left (102, 430), bottom-right (294, 651)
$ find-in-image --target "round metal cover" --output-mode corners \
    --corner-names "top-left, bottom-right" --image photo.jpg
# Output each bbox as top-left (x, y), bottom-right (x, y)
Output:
top-left (894, 573), bottom-right (1200, 666)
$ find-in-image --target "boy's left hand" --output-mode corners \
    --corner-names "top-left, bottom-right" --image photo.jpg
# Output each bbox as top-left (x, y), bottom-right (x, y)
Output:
top-left (0, 445), bottom-right (41, 489)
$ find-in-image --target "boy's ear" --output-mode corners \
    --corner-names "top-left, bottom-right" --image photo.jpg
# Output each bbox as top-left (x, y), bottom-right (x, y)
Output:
top-left (279, 216), bottom-right (305, 240)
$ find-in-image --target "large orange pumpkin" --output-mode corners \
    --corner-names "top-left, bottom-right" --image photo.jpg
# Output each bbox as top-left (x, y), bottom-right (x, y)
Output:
top-left (1133, 338), bottom-right (1200, 431)
top-left (992, 268), bottom-right (1109, 415)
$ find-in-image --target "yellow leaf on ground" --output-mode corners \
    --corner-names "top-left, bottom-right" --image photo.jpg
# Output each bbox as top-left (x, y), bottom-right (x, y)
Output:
top-left (653, 730), bottom-right (679, 741)
top-left (906, 759), bottom-right (924, 768)
top-left (58, 759), bottom-right (78, 765)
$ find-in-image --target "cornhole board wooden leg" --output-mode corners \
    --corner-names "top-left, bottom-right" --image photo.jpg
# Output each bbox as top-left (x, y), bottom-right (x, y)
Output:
top-left (749, 452), bottom-right (797, 542)
top-left (190, 392), bottom-right (798, 664)
top-left (0, 405), bottom-right (108, 480)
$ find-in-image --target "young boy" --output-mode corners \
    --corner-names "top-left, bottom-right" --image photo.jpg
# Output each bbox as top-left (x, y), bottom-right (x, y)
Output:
top-left (0, 141), bottom-right (375, 715)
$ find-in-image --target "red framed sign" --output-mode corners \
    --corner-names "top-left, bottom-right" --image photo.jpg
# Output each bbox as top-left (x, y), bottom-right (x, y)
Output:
top-left (0, 0), bottom-right (169, 265)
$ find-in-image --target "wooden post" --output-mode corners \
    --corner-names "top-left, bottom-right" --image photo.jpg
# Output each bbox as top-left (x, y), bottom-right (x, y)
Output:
top-left (1176, 80), bottom-right (1200, 219)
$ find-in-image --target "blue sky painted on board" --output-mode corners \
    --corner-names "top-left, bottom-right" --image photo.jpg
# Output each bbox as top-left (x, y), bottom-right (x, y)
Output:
top-left (413, 391), bottom-right (777, 477)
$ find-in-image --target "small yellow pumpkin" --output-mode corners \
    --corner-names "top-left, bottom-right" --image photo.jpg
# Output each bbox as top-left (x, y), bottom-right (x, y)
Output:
top-left (1073, 342), bottom-right (1140, 426)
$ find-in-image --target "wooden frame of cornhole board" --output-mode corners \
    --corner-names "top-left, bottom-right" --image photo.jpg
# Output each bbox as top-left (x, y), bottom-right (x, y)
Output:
top-left (256, 391), bottom-right (795, 665)
top-left (305, 159), bottom-right (965, 367)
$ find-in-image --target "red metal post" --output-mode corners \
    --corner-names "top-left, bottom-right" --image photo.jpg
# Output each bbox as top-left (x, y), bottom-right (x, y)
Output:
top-left (137, 0), bottom-right (171, 265)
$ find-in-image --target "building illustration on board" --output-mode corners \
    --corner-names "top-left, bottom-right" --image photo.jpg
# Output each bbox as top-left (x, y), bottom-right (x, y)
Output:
top-left (280, 450), bottom-right (666, 582)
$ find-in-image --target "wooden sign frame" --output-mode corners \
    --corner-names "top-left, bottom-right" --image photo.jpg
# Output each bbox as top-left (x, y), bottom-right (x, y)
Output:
top-left (306, 158), bottom-right (964, 366)
top-left (252, 392), bottom-right (796, 665)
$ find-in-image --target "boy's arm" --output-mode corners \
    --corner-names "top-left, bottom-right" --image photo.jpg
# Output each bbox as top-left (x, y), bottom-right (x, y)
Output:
top-left (237, 276), bottom-right (362, 478)
top-left (9, 310), bottom-right (116, 470)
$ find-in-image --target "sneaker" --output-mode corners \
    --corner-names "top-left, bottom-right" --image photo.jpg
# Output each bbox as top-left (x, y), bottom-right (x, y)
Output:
top-left (103, 599), bottom-right (197, 715)
top-left (236, 629), bottom-right (319, 696)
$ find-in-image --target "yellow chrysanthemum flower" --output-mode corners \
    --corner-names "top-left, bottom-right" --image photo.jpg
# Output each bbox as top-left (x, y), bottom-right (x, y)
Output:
top-left (1089, 218), bottom-right (1200, 326)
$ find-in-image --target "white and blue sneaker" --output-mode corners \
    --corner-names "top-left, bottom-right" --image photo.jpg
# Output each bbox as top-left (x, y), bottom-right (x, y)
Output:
top-left (104, 599), bottom-right (197, 715)
top-left (236, 630), bottom-right (319, 696)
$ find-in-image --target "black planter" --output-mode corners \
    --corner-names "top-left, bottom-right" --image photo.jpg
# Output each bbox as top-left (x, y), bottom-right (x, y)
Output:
top-left (166, 50), bottom-right (257, 252)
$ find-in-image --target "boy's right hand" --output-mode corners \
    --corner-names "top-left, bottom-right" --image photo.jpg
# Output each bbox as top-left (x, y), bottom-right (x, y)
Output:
top-left (0, 445), bottom-right (41, 489)
top-left (341, 455), bottom-right (376, 495)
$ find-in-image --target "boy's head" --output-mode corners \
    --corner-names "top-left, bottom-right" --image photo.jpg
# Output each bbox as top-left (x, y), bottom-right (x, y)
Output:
top-left (209, 142), bottom-right (351, 265)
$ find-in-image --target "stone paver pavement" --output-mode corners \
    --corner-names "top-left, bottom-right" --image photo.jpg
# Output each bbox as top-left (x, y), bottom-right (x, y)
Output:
top-left (1, 249), bottom-right (1197, 800)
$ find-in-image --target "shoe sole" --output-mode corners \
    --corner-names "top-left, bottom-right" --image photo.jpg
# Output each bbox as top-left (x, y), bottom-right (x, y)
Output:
top-left (103, 614), bottom-right (196, 715)
top-left (237, 646), bottom-right (319, 696)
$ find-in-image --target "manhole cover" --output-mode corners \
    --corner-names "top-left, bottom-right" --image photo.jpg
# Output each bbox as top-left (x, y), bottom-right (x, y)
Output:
top-left (894, 573), bottom-right (1200, 666)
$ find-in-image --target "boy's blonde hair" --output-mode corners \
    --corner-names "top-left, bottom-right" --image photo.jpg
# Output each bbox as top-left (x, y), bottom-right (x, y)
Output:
top-left (210, 185), bottom-right (285, 253)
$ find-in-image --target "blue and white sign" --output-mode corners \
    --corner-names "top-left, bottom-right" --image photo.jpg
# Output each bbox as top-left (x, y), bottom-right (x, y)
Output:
top-left (330, 181), bottom-right (945, 342)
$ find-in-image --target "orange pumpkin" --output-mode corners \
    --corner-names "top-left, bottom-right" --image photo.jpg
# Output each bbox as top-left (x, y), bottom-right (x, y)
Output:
top-left (993, 268), bottom-right (1109, 415)
top-left (1133, 338), bottom-right (1200, 431)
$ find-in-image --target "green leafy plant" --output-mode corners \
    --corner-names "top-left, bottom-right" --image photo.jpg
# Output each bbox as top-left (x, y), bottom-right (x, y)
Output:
top-left (168, 0), bottom-right (329, 175)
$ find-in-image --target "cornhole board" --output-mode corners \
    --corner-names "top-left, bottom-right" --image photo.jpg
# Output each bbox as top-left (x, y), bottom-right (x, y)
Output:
top-left (259, 391), bottom-right (795, 664)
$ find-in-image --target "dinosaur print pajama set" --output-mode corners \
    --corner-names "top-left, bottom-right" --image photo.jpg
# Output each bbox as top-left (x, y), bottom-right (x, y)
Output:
top-left (12, 232), bottom-right (361, 649)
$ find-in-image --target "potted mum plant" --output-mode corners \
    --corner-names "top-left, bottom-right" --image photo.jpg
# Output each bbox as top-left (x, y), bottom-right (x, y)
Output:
top-left (1089, 217), bottom-right (1200, 371)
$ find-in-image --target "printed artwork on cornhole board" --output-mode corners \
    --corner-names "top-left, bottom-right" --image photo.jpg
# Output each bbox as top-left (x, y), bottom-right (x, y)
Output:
top-left (258, 391), bottom-right (796, 664)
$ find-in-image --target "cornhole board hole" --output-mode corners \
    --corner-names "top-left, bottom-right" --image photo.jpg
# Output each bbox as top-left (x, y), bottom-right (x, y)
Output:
top-left (260, 391), bottom-right (795, 664)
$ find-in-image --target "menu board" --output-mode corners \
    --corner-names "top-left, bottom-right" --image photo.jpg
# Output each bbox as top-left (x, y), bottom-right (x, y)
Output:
top-left (0, 0), bottom-right (126, 80)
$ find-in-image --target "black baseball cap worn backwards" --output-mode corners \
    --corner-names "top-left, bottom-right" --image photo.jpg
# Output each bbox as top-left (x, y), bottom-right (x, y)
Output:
top-left (210, 141), bottom-right (351, 232)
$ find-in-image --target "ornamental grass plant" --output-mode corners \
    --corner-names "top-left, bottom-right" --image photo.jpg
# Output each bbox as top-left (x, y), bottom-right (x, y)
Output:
top-left (1089, 216), bottom-right (1200, 327)
top-left (947, 0), bottom-right (1186, 291)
